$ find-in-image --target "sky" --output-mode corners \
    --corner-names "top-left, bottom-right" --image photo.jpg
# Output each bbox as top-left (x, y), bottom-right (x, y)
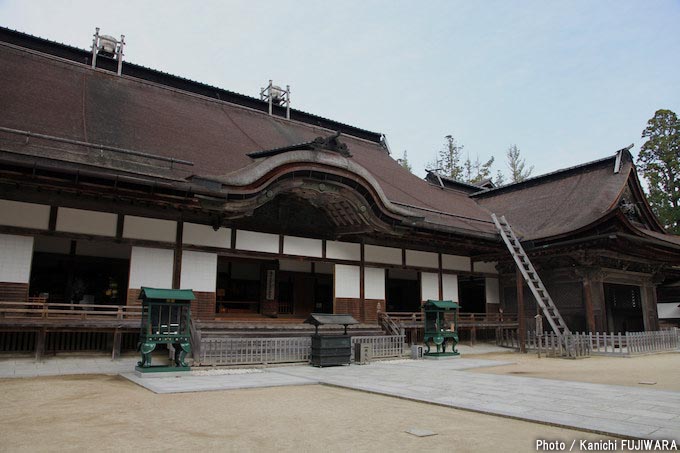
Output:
top-left (1, 0), bottom-right (679, 179)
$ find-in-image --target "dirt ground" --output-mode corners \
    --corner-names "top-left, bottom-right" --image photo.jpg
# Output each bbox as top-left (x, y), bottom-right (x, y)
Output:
top-left (0, 374), bottom-right (622, 453)
top-left (466, 351), bottom-right (680, 391)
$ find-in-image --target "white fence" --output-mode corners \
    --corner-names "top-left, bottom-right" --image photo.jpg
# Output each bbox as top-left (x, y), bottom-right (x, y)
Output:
top-left (198, 335), bottom-right (405, 366)
top-left (498, 329), bottom-right (680, 358)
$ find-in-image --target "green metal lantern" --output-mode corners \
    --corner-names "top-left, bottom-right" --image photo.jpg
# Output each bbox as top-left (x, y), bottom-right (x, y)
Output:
top-left (423, 300), bottom-right (460, 357)
top-left (136, 287), bottom-right (194, 373)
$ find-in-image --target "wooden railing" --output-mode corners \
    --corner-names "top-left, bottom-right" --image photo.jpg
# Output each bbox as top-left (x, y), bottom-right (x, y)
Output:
top-left (383, 312), bottom-right (518, 326)
top-left (0, 299), bottom-right (142, 321)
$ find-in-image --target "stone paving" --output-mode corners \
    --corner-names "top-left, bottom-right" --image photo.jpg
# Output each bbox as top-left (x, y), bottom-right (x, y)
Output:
top-left (3, 355), bottom-right (679, 441)
top-left (269, 359), bottom-right (680, 441)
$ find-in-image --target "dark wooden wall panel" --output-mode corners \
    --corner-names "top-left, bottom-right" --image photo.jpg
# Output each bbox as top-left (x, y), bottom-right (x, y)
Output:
top-left (0, 282), bottom-right (29, 302)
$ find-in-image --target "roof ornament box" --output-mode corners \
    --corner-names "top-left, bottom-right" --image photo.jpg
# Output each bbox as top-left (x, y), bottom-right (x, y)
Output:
top-left (91, 27), bottom-right (125, 75)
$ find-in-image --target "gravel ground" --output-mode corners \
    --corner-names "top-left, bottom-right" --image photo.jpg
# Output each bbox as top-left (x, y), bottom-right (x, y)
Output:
top-left (465, 350), bottom-right (680, 391)
top-left (0, 374), bottom-right (622, 452)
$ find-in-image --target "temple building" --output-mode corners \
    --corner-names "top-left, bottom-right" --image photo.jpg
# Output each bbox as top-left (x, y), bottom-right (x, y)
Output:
top-left (0, 27), bottom-right (678, 356)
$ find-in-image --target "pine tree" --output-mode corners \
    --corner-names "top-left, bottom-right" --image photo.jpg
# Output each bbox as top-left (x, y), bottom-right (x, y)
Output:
top-left (427, 135), bottom-right (464, 180)
top-left (398, 150), bottom-right (413, 173)
top-left (506, 145), bottom-right (533, 183)
top-left (637, 109), bottom-right (680, 233)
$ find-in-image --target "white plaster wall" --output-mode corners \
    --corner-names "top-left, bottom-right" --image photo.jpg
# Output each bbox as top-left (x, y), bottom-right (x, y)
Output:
top-left (485, 277), bottom-right (500, 305)
top-left (124, 216), bottom-right (176, 243)
top-left (365, 245), bottom-right (402, 265)
top-left (180, 251), bottom-right (217, 292)
top-left (335, 264), bottom-right (360, 299)
top-left (128, 247), bottom-right (174, 289)
top-left (76, 241), bottom-right (130, 259)
top-left (364, 267), bottom-right (385, 300)
top-left (442, 274), bottom-right (459, 302)
top-left (279, 259), bottom-right (312, 273)
top-left (442, 254), bottom-right (471, 272)
top-left (235, 230), bottom-right (279, 254)
top-left (0, 200), bottom-right (50, 230)
top-left (405, 250), bottom-right (438, 268)
top-left (326, 241), bottom-right (360, 261)
top-left (56, 208), bottom-right (117, 237)
top-left (0, 234), bottom-right (34, 283)
top-left (283, 236), bottom-right (323, 258)
top-left (183, 223), bottom-right (231, 248)
top-left (475, 261), bottom-right (499, 274)
top-left (658, 303), bottom-right (680, 319)
top-left (421, 272), bottom-right (439, 301)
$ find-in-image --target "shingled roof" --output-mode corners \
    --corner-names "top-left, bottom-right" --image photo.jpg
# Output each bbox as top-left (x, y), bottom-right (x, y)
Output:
top-left (472, 149), bottom-right (680, 248)
top-left (0, 27), bottom-right (496, 239)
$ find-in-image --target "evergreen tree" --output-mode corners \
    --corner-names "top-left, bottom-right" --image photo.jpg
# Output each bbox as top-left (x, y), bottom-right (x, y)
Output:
top-left (427, 135), bottom-right (464, 180)
top-left (398, 150), bottom-right (413, 173)
top-left (637, 109), bottom-right (680, 233)
top-left (506, 144), bottom-right (533, 183)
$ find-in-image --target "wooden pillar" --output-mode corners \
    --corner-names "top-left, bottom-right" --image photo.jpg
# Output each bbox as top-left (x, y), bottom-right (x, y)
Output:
top-left (111, 329), bottom-right (122, 360)
top-left (35, 328), bottom-right (46, 361)
top-left (359, 242), bottom-right (365, 322)
top-left (641, 283), bottom-right (659, 331)
top-left (583, 277), bottom-right (596, 333)
top-left (516, 269), bottom-right (526, 353)
top-left (172, 221), bottom-right (183, 289)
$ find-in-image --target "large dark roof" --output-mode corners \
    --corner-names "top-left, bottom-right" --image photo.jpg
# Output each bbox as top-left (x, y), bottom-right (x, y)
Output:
top-left (0, 28), bottom-right (497, 239)
top-left (473, 149), bottom-right (680, 245)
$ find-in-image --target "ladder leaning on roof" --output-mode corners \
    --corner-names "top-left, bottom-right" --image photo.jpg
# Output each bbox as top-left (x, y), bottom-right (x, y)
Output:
top-left (491, 213), bottom-right (571, 340)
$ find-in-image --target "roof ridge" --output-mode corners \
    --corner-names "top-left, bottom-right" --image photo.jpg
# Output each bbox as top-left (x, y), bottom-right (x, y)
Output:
top-left (0, 25), bottom-right (383, 144)
top-left (470, 149), bottom-right (629, 198)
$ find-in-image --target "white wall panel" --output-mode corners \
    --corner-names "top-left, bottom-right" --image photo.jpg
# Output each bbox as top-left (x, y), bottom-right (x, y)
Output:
top-left (56, 208), bottom-right (117, 237)
top-left (365, 245), bottom-right (402, 265)
top-left (485, 277), bottom-right (500, 305)
top-left (124, 216), bottom-right (176, 243)
top-left (235, 230), bottom-right (279, 254)
top-left (0, 234), bottom-right (33, 283)
top-left (658, 303), bottom-right (680, 319)
top-left (279, 259), bottom-right (312, 273)
top-left (0, 200), bottom-right (50, 230)
top-left (442, 274), bottom-right (459, 302)
top-left (183, 223), bottom-right (231, 248)
top-left (283, 236), bottom-right (323, 258)
top-left (475, 261), bottom-right (499, 274)
top-left (180, 251), bottom-right (217, 292)
top-left (128, 247), bottom-right (174, 289)
top-left (326, 241), bottom-right (360, 261)
top-left (405, 250), bottom-right (438, 268)
top-left (421, 272), bottom-right (439, 302)
top-left (335, 264), bottom-right (360, 299)
top-left (442, 254), bottom-right (471, 271)
top-left (364, 267), bottom-right (385, 300)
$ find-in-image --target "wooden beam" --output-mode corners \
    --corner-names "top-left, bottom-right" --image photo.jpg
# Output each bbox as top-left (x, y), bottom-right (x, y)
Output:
top-left (516, 269), bottom-right (526, 353)
top-left (48, 206), bottom-right (58, 231)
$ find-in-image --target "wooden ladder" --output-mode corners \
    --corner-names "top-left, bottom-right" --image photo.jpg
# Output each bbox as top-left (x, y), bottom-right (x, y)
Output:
top-left (491, 214), bottom-right (571, 339)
